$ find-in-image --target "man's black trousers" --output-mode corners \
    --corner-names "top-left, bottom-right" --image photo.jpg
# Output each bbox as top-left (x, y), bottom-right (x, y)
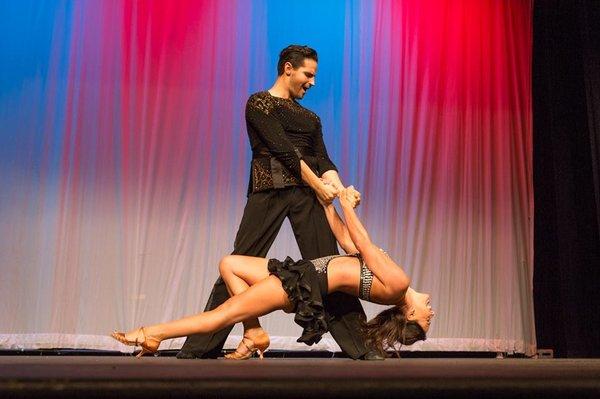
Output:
top-left (177, 186), bottom-right (369, 359)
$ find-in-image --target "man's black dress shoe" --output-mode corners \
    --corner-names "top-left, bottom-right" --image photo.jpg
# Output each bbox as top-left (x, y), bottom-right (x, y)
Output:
top-left (176, 350), bottom-right (198, 359)
top-left (361, 350), bottom-right (385, 360)
top-left (176, 347), bottom-right (222, 359)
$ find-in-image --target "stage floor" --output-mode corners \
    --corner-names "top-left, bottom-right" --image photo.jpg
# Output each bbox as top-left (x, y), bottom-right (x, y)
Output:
top-left (1, 356), bottom-right (599, 398)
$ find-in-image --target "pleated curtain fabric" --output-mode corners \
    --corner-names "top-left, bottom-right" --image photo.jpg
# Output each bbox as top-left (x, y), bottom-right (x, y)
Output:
top-left (0, 0), bottom-right (535, 355)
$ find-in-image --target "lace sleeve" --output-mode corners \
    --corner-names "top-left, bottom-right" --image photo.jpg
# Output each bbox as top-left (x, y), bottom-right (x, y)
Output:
top-left (245, 94), bottom-right (302, 178)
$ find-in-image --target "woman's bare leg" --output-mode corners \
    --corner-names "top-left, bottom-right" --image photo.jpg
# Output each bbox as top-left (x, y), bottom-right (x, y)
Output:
top-left (120, 275), bottom-right (290, 344)
top-left (218, 255), bottom-right (270, 295)
top-left (218, 255), bottom-right (272, 355)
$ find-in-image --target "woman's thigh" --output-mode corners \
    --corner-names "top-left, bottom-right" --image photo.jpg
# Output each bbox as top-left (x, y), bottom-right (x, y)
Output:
top-left (221, 275), bottom-right (292, 323)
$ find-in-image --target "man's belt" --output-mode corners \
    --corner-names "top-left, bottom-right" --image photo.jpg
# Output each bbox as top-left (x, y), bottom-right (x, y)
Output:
top-left (251, 156), bottom-right (312, 193)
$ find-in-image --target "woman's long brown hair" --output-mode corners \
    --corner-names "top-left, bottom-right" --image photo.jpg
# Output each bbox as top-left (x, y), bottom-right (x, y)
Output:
top-left (363, 302), bottom-right (427, 357)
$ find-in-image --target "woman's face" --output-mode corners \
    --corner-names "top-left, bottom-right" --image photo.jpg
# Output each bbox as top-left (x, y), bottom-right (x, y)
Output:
top-left (408, 290), bottom-right (435, 332)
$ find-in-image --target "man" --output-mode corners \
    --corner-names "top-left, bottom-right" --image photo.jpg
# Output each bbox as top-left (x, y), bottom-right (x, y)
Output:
top-left (178, 45), bottom-right (378, 360)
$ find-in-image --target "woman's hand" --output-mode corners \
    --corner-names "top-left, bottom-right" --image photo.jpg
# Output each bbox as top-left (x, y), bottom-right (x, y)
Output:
top-left (339, 186), bottom-right (361, 209)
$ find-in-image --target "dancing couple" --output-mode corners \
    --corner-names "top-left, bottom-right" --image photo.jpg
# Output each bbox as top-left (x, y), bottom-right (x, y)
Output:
top-left (112, 45), bottom-right (434, 360)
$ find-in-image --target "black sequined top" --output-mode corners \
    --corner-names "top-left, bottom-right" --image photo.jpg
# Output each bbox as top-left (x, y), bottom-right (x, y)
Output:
top-left (245, 91), bottom-right (338, 193)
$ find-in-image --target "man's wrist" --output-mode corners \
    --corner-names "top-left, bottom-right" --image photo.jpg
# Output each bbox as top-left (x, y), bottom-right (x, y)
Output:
top-left (321, 170), bottom-right (343, 188)
top-left (311, 179), bottom-right (327, 193)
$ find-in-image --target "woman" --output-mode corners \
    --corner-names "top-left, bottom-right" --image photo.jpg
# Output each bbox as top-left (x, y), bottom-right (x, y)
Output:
top-left (112, 186), bottom-right (434, 358)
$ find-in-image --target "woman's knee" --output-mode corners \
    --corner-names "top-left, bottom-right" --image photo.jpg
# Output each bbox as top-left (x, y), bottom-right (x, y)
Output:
top-left (219, 255), bottom-right (236, 276)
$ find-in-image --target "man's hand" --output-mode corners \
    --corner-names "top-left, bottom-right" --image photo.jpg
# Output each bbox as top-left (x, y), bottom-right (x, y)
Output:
top-left (321, 170), bottom-right (345, 192)
top-left (316, 181), bottom-right (339, 205)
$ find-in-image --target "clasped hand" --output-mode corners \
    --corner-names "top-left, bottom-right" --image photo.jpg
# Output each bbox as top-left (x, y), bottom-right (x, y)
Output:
top-left (319, 178), bottom-right (361, 208)
top-left (339, 185), bottom-right (361, 208)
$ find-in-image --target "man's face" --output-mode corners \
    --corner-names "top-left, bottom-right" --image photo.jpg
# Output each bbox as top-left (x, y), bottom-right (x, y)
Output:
top-left (285, 58), bottom-right (317, 100)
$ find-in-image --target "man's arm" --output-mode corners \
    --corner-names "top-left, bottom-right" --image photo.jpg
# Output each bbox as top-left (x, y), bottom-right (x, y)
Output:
top-left (301, 161), bottom-right (338, 203)
top-left (321, 170), bottom-right (344, 190)
top-left (312, 118), bottom-right (344, 187)
top-left (313, 118), bottom-right (350, 198)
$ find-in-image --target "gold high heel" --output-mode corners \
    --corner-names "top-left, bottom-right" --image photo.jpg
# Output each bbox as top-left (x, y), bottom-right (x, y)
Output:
top-left (224, 333), bottom-right (270, 360)
top-left (111, 327), bottom-right (161, 358)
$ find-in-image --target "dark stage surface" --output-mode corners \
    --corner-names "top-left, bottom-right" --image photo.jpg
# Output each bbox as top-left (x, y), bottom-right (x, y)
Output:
top-left (1, 356), bottom-right (599, 398)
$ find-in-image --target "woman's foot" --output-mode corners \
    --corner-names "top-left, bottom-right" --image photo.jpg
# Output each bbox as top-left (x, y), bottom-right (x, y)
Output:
top-left (224, 329), bottom-right (270, 360)
top-left (111, 327), bottom-right (161, 358)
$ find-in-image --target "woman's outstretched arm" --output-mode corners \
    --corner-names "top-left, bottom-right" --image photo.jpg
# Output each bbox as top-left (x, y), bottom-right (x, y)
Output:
top-left (317, 178), bottom-right (359, 254)
top-left (338, 187), bottom-right (410, 300)
top-left (322, 203), bottom-right (359, 254)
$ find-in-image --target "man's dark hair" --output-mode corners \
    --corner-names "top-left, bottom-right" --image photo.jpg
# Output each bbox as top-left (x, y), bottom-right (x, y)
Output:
top-left (277, 45), bottom-right (318, 76)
